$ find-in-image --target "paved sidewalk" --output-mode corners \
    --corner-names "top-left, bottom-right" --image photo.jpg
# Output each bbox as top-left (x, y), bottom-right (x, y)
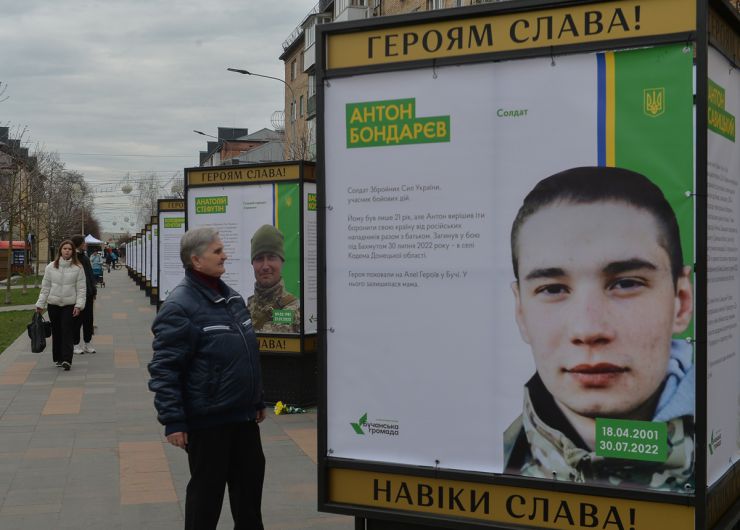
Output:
top-left (0, 268), bottom-right (351, 529)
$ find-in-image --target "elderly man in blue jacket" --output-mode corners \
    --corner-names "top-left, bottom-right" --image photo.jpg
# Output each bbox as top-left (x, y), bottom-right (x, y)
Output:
top-left (149, 227), bottom-right (266, 530)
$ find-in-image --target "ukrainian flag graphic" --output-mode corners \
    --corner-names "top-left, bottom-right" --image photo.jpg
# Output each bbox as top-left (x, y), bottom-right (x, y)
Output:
top-left (597, 44), bottom-right (694, 266)
top-left (273, 182), bottom-right (301, 297)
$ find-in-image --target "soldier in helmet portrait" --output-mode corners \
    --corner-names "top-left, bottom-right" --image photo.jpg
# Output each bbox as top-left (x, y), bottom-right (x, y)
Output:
top-left (504, 166), bottom-right (695, 492)
top-left (247, 224), bottom-right (301, 334)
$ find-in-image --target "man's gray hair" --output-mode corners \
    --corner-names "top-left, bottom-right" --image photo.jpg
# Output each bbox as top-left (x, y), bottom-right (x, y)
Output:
top-left (180, 227), bottom-right (219, 269)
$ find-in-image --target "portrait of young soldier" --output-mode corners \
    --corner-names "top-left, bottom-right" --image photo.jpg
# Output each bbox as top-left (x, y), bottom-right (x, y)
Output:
top-left (504, 166), bottom-right (695, 491)
top-left (247, 224), bottom-right (301, 334)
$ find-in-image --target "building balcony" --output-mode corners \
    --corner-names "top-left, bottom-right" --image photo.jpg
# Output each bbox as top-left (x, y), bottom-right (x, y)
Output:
top-left (334, 0), bottom-right (368, 22)
top-left (304, 42), bottom-right (316, 71)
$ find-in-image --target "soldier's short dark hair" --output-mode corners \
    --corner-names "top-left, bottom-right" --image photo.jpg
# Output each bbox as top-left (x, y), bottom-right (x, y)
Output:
top-left (511, 166), bottom-right (684, 286)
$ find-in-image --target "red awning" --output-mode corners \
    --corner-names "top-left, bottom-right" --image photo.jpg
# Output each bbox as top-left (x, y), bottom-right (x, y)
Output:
top-left (0, 241), bottom-right (30, 250)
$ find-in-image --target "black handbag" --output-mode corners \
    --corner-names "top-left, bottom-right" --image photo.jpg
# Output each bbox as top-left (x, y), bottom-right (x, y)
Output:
top-left (27, 312), bottom-right (48, 353)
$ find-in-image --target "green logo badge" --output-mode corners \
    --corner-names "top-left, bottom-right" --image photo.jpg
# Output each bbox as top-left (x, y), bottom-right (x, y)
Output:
top-left (644, 87), bottom-right (665, 117)
top-left (708, 78), bottom-right (736, 142)
top-left (272, 309), bottom-right (294, 325)
top-left (595, 418), bottom-right (668, 462)
top-left (195, 196), bottom-right (228, 214)
top-left (164, 217), bottom-right (185, 228)
top-left (351, 413), bottom-right (367, 435)
top-left (346, 98), bottom-right (450, 148)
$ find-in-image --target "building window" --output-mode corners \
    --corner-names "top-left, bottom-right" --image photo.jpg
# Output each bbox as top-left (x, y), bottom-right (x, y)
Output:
top-left (306, 25), bottom-right (315, 48)
top-left (299, 95), bottom-right (304, 117)
top-left (426, 0), bottom-right (444, 9)
top-left (290, 59), bottom-right (297, 81)
top-left (291, 101), bottom-right (297, 122)
top-left (336, 0), bottom-right (369, 15)
top-left (308, 74), bottom-right (316, 98)
top-left (305, 14), bottom-right (330, 49)
top-left (299, 51), bottom-right (304, 72)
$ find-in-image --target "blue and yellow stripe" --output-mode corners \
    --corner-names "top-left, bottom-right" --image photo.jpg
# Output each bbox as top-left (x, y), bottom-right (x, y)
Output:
top-left (597, 52), bottom-right (616, 167)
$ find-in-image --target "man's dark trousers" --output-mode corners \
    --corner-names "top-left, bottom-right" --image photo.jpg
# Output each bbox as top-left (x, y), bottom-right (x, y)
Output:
top-left (73, 295), bottom-right (94, 345)
top-left (185, 421), bottom-right (265, 530)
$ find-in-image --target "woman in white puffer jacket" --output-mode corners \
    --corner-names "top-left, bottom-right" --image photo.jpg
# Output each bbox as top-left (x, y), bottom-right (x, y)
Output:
top-left (35, 240), bottom-right (86, 371)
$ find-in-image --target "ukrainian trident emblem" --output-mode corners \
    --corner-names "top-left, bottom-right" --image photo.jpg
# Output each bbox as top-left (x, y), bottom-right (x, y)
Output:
top-left (644, 87), bottom-right (665, 117)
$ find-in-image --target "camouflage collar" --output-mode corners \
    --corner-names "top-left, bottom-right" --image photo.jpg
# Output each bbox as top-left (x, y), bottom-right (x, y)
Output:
top-left (252, 278), bottom-right (285, 302)
top-left (521, 385), bottom-right (694, 490)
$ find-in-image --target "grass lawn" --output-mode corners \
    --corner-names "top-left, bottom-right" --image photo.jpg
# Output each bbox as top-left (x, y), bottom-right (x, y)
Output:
top-left (0, 310), bottom-right (32, 354)
top-left (0, 288), bottom-right (41, 306)
top-left (6, 275), bottom-right (44, 286)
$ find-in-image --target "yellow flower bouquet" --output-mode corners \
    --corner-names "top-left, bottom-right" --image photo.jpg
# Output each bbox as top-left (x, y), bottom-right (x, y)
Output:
top-left (274, 401), bottom-right (307, 415)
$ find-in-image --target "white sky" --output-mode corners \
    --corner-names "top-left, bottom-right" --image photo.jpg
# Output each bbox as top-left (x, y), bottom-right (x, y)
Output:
top-left (0, 0), bottom-right (317, 232)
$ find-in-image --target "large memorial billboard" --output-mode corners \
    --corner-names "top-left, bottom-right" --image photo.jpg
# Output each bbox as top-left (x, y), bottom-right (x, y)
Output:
top-left (185, 162), bottom-right (315, 337)
top-left (318, 1), bottom-right (739, 528)
top-left (157, 200), bottom-right (185, 304)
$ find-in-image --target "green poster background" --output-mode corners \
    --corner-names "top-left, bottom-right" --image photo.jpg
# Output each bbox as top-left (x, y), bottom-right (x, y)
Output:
top-left (275, 182), bottom-right (301, 297)
top-left (614, 44), bottom-right (694, 338)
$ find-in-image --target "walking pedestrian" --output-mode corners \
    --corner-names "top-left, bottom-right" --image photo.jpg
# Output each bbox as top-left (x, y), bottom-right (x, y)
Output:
top-left (90, 250), bottom-right (103, 270)
top-left (148, 227), bottom-right (266, 530)
top-left (35, 240), bottom-right (86, 371)
top-left (71, 235), bottom-right (97, 354)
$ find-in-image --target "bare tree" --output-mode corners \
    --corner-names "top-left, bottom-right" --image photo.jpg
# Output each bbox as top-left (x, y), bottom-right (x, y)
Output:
top-left (285, 118), bottom-right (315, 161)
top-left (40, 167), bottom-right (98, 250)
top-left (169, 176), bottom-right (184, 199)
top-left (0, 128), bottom-right (103, 299)
top-left (33, 150), bottom-right (64, 280)
top-left (131, 173), bottom-right (165, 226)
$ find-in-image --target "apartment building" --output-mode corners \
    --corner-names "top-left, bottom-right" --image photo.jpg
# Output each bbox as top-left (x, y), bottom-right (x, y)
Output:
top-left (0, 130), bottom-right (50, 276)
top-left (280, 0), bottom-right (502, 160)
top-left (197, 127), bottom-right (285, 166)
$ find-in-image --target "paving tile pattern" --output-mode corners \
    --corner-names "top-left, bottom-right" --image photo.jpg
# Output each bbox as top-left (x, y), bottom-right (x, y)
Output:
top-left (0, 269), bottom-right (351, 529)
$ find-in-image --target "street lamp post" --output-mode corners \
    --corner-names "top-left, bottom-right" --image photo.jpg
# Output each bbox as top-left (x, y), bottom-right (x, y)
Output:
top-left (193, 130), bottom-right (220, 140)
top-left (193, 130), bottom-right (226, 150)
top-left (226, 68), bottom-right (297, 159)
top-left (193, 130), bottom-right (228, 165)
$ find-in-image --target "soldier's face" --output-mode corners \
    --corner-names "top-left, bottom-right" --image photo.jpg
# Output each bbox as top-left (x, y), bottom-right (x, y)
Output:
top-left (252, 253), bottom-right (283, 288)
top-left (512, 201), bottom-right (692, 419)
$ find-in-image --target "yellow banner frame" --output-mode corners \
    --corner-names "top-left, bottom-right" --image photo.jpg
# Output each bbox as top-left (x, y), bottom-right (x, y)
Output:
top-left (187, 164), bottom-right (301, 186)
top-left (327, 0), bottom-right (696, 70)
top-left (158, 200), bottom-right (185, 211)
top-left (329, 468), bottom-right (694, 530)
